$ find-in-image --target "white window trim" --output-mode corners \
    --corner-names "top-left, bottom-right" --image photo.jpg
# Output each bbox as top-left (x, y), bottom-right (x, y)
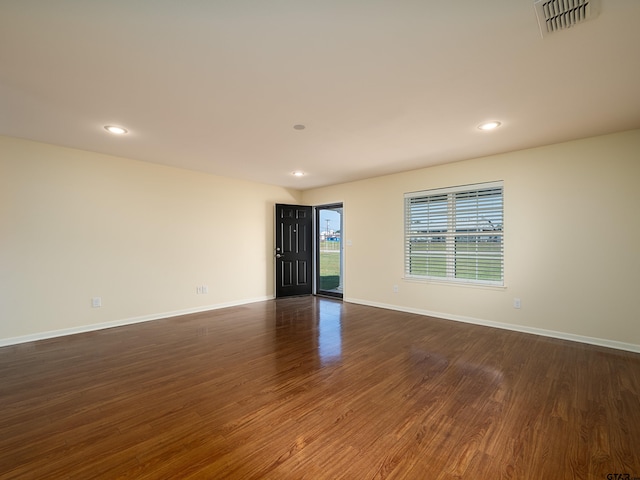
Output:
top-left (404, 181), bottom-right (504, 287)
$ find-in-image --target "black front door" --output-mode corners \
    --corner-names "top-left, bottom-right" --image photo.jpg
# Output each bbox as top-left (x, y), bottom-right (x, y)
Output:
top-left (275, 204), bottom-right (313, 297)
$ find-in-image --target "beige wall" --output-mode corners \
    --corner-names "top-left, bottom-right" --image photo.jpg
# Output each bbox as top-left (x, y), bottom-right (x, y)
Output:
top-left (302, 130), bottom-right (640, 350)
top-left (2, 131), bottom-right (639, 350)
top-left (0, 136), bottom-right (301, 342)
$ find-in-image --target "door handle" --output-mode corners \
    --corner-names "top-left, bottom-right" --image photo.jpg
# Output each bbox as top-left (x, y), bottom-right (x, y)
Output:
top-left (276, 253), bottom-right (284, 259)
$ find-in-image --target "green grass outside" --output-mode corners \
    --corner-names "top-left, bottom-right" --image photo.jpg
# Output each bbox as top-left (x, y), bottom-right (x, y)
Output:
top-left (319, 240), bottom-right (340, 251)
top-left (319, 249), bottom-right (340, 290)
top-left (408, 240), bottom-right (502, 281)
top-left (317, 239), bottom-right (502, 287)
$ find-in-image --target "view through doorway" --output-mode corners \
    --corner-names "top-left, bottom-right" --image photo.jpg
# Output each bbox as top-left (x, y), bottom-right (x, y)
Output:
top-left (316, 204), bottom-right (343, 298)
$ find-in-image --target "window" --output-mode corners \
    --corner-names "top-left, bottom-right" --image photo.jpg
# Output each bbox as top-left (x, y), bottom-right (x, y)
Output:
top-left (404, 181), bottom-right (503, 286)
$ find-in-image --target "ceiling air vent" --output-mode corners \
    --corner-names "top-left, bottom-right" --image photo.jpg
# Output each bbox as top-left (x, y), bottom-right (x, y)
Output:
top-left (534, 0), bottom-right (600, 37)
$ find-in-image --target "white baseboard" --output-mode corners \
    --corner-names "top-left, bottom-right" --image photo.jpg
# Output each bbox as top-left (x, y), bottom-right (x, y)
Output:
top-left (0, 296), bottom-right (272, 348)
top-left (345, 297), bottom-right (640, 354)
top-left (5, 296), bottom-right (638, 354)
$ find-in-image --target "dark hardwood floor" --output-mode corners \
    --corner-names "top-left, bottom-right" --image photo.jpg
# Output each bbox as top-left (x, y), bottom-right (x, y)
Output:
top-left (1, 297), bottom-right (639, 479)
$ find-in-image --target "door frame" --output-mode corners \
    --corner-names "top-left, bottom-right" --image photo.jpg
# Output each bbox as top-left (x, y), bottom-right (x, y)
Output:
top-left (315, 203), bottom-right (344, 299)
top-left (274, 202), bottom-right (344, 299)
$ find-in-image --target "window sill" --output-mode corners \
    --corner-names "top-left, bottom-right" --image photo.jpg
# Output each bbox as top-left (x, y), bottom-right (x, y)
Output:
top-left (402, 276), bottom-right (507, 291)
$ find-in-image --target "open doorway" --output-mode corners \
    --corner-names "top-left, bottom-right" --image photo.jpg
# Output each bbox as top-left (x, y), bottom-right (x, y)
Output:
top-left (316, 204), bottom-right (343, 298)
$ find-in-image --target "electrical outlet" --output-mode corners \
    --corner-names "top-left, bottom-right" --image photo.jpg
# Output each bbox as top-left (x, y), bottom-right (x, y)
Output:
top-left (513, 298), bottom-right (521, 309)
top-left (202, 285), bottom-right (209, 294)
top-left (91, 297), bottom-right (102, 308)
top-left (393, 285), bottom-right (399, 293)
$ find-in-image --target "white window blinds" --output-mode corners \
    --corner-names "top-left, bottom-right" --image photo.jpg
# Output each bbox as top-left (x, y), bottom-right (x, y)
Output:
top-left (404, 181), bottom-right (504, 285)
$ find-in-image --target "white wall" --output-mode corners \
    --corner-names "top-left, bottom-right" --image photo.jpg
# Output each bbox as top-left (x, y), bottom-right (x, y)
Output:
top-left (302, 130), bottom-right (640, 351)
top-left (0, 136), bottom-right (301, 343)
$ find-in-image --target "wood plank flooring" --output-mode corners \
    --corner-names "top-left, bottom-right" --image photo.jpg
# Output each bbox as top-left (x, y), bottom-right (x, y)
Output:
top-left (1, 297), bottom-right (639, 479)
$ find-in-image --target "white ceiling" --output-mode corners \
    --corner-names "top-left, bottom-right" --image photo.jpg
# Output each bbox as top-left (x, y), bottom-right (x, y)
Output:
top-left (1, 1), bottom-right (639, 190)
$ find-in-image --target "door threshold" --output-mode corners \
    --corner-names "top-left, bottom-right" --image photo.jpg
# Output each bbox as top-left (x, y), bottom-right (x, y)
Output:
top-left (315, 293), bottom-right (343, 300)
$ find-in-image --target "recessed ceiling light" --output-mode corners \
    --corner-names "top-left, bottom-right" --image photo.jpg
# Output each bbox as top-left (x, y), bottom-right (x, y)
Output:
top-left (292, 171), bottom-right (305, 177)
top-left (293, 124), bottom-right (306, 130)
top-left (104, 125), bottom-right (128, 135)
top-left (478, 121), bottom-right (501, 131)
